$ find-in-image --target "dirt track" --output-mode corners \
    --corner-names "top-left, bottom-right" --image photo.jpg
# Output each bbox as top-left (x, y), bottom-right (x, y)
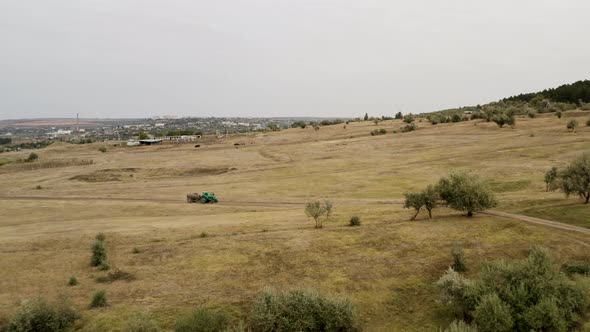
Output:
top-left (482, 210), bottom-right (590, 236)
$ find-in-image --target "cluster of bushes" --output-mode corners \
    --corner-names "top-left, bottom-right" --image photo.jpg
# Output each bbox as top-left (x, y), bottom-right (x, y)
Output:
top-left (503, 79), bottom-right (590, 105)
top-left (400, 123), bottom-right (416, 132)
top-left (320, 119), bottom-right (344, 126)
top-left (370, 128), bottom-right (387, 136)
top-left (71, 138), bottom-right (95, 144)
top-left (437, 247), bottom-right (590, 332)
top-left (6, 297), bottom-right (79, 332)
top-left (0, 137), bottom-right (12, 145)
top-left (545, 153), bottom-right (590, 203)
top-left (0, 141), bottom-right (53, 153)
top-left (404, 172), bottom-right (497, 220)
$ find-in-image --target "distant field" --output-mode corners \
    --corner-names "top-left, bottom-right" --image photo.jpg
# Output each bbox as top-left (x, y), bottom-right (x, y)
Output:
top-left (1, 111), bottom-right (589, 330)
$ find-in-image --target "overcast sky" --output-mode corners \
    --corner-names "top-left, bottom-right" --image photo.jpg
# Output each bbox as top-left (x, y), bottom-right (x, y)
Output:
top-left (1, 1), bottom-right (589, 119)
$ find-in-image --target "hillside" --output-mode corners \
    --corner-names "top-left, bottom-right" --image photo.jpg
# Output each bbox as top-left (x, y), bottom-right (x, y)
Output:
top-left (1, 112), bottom-right (590, 330)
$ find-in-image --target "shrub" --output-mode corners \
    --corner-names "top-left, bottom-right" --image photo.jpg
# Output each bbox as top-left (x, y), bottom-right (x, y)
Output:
top-left (473, 293), bottom-right (513, 332)
top-left (125, 311), bottom-right (161, 332)
top-left (555, 111), bottom-right (562, 118)
top-left (559, 153), bottom-right (590, 203)
top-left (24, 152), bottom-right (39, 163)
top-left (174, 307), bottom-right (229, 332)
top-left (451, 242), bottom-right (466, 272)
top-left (8, 297), bottom-right (79, 332)
top-left (96, 269), bottom-right (136, 283)
top-left (403, 114), bottom-right (415, 123)
top-left (98, 146), bottom-right (107, 153)
top-left (95, 232), bottom-right (106, 241)
top-left (400, 123), bottom-right (416, 132)
top-left (132, 247), bottom-right (143, 254)
top-left (436, 172), bottom-right (497, 217)
top-left (527, 109), bottom-right (537, 118)
top-left (451, 113), bottom-right (462, 123)
top-left (562, 261), bottom-right (590, 276)
top-left (248, 288), bottom-right (358, 332)
top-left (441, 320), bottom-right (478, 332)
top-left (90, 239), bottom-right (107, 268)
top-left (349, 216), bottom-right (361, 226)
top-left (68, 276), bottom-right (78, 286)
top-left (544, 166), bottom-right (558, 192)
top-left (567, 119), bottom-right (579, 131)
top-left (35, 185), bottom-right (43, 190)
top-left (437, 247), bottom-right (590, 331)
top-left (370, 129), bottom-right (386, 136)
top-left (199, 232), bottom-right (208, 238)
top-left (90, 290), bottom-right (107, 308)
top-left (97, 262), bottom-right (110, 271)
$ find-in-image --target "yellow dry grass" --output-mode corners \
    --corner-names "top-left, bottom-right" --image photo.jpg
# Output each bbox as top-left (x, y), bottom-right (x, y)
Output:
top-left (1, 112), bottom-right (590, 331)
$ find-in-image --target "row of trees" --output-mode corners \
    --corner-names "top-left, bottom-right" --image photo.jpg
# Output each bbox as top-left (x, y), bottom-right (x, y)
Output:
top-left (404, 173), bottom-right (497, 220)
top-left (504, 79), bottom-right (590, 104)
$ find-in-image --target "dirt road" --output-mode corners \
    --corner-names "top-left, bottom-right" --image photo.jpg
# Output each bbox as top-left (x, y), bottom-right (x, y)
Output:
top-left (482, 210), bottom-right (590, 236)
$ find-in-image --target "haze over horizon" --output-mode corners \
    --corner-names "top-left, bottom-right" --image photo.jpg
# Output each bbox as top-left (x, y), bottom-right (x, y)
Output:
top-left (1, 1), bottom-right (589, 120)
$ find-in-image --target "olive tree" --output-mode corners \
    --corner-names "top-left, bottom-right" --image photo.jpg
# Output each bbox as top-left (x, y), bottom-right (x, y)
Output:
top-left (304, 200), bottom-right (333, 228)
top-left (436, 172), bottom-right (497, 217)
top-left (403, 185), bottom-right (438, 220)
top-left (559, 153), bottom-right (590, 203)
top-left (544, 166), bottom-right (558, 192)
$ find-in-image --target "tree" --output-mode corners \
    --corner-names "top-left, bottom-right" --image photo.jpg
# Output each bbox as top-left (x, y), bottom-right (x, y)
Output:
top-left (544, 166), bottom-right (558, 192)
top-left (403, 185), bottom-right (438, 220)
top-left (138, 131), bottom-right (149, 139)
top-left (492, 112), bottom-right (515, 128)
top-left (24, 152), bottom-right (39, 162)
top-left (304, 201), bottom-right (333, 228)
top-left (403, 114), bottom-right (415, 124)
top-left (559, 153), bottom-right (590, 203)
top-left (395, 111), bottom-right (403, 119)
top-left (364, 113), bottom-right (369, 121)
top-left (436, 172), bottom-right (497, 216)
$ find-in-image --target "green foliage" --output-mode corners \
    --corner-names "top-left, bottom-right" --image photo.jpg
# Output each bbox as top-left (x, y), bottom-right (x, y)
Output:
top-left (503, 79), bottom-right (590, 104)
top-left (0, 137), bottom-right (12, 145)
top-left (526, 108), bottom-right (537, 118)
top-left (138, 131), bottom-right (149, 140)
top-left (291, 121), bottom-right (307, 129)
top-left (492, 112), bottom-right (515, 128)
top-left (544, 166), bottom-right (558, 192)
top-left (567, 119), bottom-right (579, 131)
top-left (304, 200), bottom-right (333, 228)
top-left (174, 307), bottom-right (228, 332)
top-left (90, 239), bottom-right (108, 268)
top-left (349, 216), bottom-right (361, 226)
top-left (562, 261), bottom-right (590, 276)
top-left (559, 153), bottom-right (590, 203)
top-left (451, 113), bottom-right (462, 123)
top-left (24, 152), bottom-right (39, 162)
top-left (68, 276), bottom-right (78, 286)
top-left (436, 172), bottom-right (497, 216)
top-left (473, 293), bottom-right (513, 332)
top-left (437, 247), bottom-right (590, 332)
top-left (132, 247), bottom-right (143, 254)
top-left (556, 111), bottom-right (562, 118)
top-left (403, 185), bottom-right (438, 220)
top-left (400, 123), bottom-right (416, 132)
top-left (370, 129), bottom-right (387, 136)
top-left (98, 146), bottom-right (107, 153)
top-left (403, 114), bottom-right (415, 124)
top-left (395, 111), bottom-right (403, 119)
top-left (8, 297), bottom-right (79, 332)
top-left (441, 320), bottom-right (478, 332)
top-left (90, 290), bottom-right (108, 308)
top-left (248, 288), bottom-right (358, 332)
top-left (95, 232), bottom-right (106, 241)
top-left (125, 311), bottom-right (161, 332)
top-left (451, 242), bottom-right (466, 272)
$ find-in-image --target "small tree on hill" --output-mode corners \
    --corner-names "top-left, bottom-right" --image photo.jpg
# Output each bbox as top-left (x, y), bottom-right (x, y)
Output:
top-left (364, 113), bottom-right (369, 121)
top-left (304, 201), bottom-right (333, 228)
top-left (566, 119), bottom-right (578, 132)
top-left (436, 172), bottom-right (497, 217)
top-left (395, 111), bottom-right (403, 119)
top-left (544, 166), bottom-right (558, 192)
top-left (559, 153), bottom-right (590, 203)
top-left (403, 185), bottom-right (438, 220)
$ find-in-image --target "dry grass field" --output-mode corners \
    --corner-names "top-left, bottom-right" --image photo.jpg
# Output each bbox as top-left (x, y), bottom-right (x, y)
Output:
top-left (1, 112), bottom-right (590, 331)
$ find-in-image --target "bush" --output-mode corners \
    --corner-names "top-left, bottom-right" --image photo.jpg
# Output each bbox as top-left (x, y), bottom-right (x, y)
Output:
top-left (349, 216), bottom-right (361, 226)
top-left (175, 307), bottom-right (229, 332)
top-left (437, 247), bottom-right (590, 331)
top-left (451, 242), bottom-right (466, 272)
top-left (441, 320), bottom-right (478, 332)
top-left (90, 290), bottom-right (108, 308)
top-left (24, 153), bottom-right (39, 163)
top-left (304, 200), bottom-right (333, 228)
top-left (132, 247), bottom-right (143, 254)
top-left (451, 113), bottom-right (462, 123)
top-left (370, 129), bottom-right (386, 136)
top-left (35, 185), bottom-right (43, 190)
top-left (562, 261), bottom-right (590, 276)
top-left (527, 109), bottom-right (537, 118)
top-left (90, 239), bottom-right (107, 268)
top-left (68, 276), bottom-right (78, 286)
top-left (8, 297), bottom-right (79, 332)
top-left (555, 111), bottom-right (562, 118)
top-left (125, 312), bottom-right (161, 332)
top-left (400, 123), bottom-right (416, 132)
top-left (567, 119), bottom-right (579, 131)
top-left (248, 288), bottom-right (358, 332)
top-left (473, 293), bottom-right (513, 332)
top-left (403, 114), bottom-right (415, 123)
top-left (95, 232), bottom-right (106, 241)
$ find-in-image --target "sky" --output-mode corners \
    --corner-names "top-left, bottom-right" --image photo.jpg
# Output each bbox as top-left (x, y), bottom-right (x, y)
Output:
top-left (1, 1), bottom-right (589, 120)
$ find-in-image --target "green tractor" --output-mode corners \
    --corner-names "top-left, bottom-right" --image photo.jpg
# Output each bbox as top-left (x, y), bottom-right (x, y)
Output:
top-left (186, 192), bottom-right (218, 204)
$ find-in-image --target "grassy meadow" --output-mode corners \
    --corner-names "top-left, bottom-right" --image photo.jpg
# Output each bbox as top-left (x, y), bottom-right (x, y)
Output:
top-left (1, 112), bottom-right (590, 331)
